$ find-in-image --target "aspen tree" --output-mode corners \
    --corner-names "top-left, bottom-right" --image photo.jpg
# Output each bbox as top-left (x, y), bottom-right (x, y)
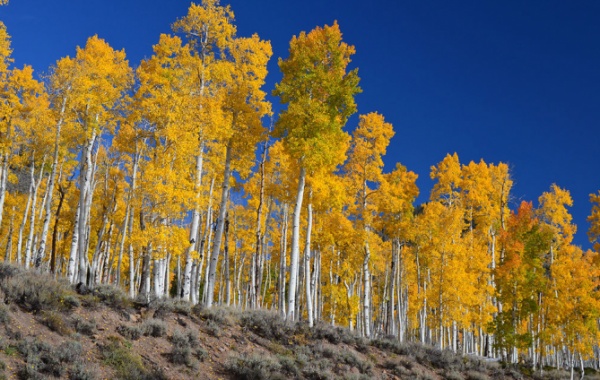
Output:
top-left (205, 34), bottom-right (271, 307)
top-left (0, 23), bottom-right (15, 229)
top-left (61, 36), bottom-right (132, 284)
top-left (274, 22), bottom-right (360, 321)
top-left (173, 0), bottom-right (235, 302)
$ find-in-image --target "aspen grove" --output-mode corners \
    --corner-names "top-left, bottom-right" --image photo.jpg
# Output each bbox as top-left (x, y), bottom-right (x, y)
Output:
top-left (1, 0), bottom-right (599, 372)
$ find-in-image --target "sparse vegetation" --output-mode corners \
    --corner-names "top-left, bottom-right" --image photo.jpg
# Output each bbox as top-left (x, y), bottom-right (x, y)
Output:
top-left (0, 262), bottom-right (76, 312)
top-left (142, 318), bottom-right (167, 337)
top-left (225, 353), bottom-right (282, 380)
top-left (71, 315), bottom-right (97, 336)
top-left (92, 283), bottom-right (131, 310)
top-left (100, 335), bottom-right (166, 380)
top-left (39, 310), bottom-right (71, 335)
top-left (117, 324), bottom-right (143, 340)
top-left (0, 263), bottom-right (564, 379)
top-left (170, 329), bottom-right (203, 368)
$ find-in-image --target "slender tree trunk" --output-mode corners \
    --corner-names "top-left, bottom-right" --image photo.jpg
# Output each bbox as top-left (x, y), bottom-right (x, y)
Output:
top-left (205, 144), bottom-right (232, 307)
top-left (76, 129), bottom-right (98, 284)
top-left (224, 213), bottom-right (231, 306)
top-left (17, 163), bottom-right (35, 266)
top-left (304, 198), bottom-right (314, 327)
top-left (287, 166), bottom-right (306, 321)
top-left (50, 184), bottom-right (67, 274)
top-left (24, 174), bottom-right (42, 262)
top-left (5, 209), bottom-right (14, 262)
top-left (363, 241), bottom-right (372, 338)
top-left (139, 243), bottom-right (152, 299)
top-left (0, 154), bottom-right (10, 229)
top-left (121, 146), bottom-right (141, 296)
top-left (279, 203), bottom-right (289, 317)
top-left (35, 97), bottom-right (67, 267)
top-left (183, 144), bottom-right (204, 301)
top-left (197, 176), bottom-right (215, 300)
top-left (387, 239), bottom-right (398, 336)
top-left (251, 141), bottom-right (268, 308)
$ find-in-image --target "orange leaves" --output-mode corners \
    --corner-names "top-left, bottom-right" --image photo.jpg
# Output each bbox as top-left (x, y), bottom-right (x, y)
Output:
top-left (71, 36), bottom-right (133, 128)
top-left (172, 0), bottom-right (236, 54)
top-left (587, 191), bottom-right (600, 252)
top-left (537, 184), bottom-right (576, 246)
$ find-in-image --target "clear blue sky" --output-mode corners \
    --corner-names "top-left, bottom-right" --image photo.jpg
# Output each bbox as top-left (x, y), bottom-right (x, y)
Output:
top-left (3, 1), bottom-right (600, 248)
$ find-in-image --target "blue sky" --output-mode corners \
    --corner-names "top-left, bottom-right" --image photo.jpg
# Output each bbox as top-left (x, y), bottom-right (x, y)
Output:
top-left (3, 1), bottom-right (600, 248)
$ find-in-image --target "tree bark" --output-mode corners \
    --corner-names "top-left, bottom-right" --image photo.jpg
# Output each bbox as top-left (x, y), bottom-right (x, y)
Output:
top-left (304, 197), bottom-right (314, 327)
top-left (287, 166), bottom-right (306, 321)
top-left (205, 144), bottom-right (233, 307)
top-left (183, 144), bottom-right (204, 301)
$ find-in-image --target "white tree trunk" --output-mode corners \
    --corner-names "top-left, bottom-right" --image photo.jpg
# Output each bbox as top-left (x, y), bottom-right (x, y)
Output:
top-left (287, 166), bottom-right (306, 321)
top-left (35, 96), bottom-right (67, 267)
top-left (304, 199), bottom-right (314, 327)
top-left (76, 130), bottom-right (97, 284)
top-left (279, 203), bottom-right (289, 317)
top-left (363, 241), bottom-right (372, 338)
top-left (24, 157), bottom-right (46, 269)
top-left (205, 145), bottom-right (232, 307)
top-left (17, 164), bottom-right (35, 266)
top-left (0, 154), bottom-right (10, 229)
top-left (183, 145), bottom-right (204, 301)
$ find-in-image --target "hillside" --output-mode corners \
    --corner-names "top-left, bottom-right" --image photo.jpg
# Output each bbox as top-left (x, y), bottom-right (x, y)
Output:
top-left (0, 263), bottom-right (590, 380)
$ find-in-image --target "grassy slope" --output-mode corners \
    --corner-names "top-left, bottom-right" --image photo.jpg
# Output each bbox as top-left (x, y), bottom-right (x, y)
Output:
top-left (0, 263), bottom-right (587, 380)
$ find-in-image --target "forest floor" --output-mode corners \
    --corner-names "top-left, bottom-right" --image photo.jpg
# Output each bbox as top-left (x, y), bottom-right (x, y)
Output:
top-left (0, 263), bottom-right (594, 380)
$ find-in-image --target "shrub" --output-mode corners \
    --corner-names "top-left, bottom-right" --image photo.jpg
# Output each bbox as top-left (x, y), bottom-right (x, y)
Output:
top-left (466, 370), bottom-right (490, 380)
top-left (240, 309), bottom-right (294, 342)
top-left (152, 298), bottom-right (191, 318)
top-left (92, 284), bottom-right (131, 310)
top-left (428, 348), bottom-right (464, 371)
top-left (371, 337), bottom-right (411, 356)
top-left (532, 369), bottom-right (570, 380)
top-left (0, 303), bottom-right (10, 324)
top-left (197, 306), bottom-right (238, 326)
top-left (382, 358), bottom-right (414, 377)
top-left (1, 269), bottom-right (75, 312)
top-left (225, 353), bottom-right (282, 380)
top-left (170, 329), bottom-right (203, 367)
top-left (276, 355), bottom-right (301, 377)
top-left (117, 324), bottom-right (142, 340)
top-left (56, 341), bottom-right (82, 363)
top-left (17, 338), bottom-right (64, 378)
top-left (39, 310), bottom-right (71, 335)
top-left (142, 318), bottom-right (167, 337)
top-left (71, 316), bottom-right (97, 336)
top-left (302, 358), bottom-right (335, 380)
top-left (100, 336), bottom-right (148, 380)
top-left (205, 319), bottom-right (221, 337)
top-left (0, 262), bottom-right (21, 282)
top-left (311, 322), bottom-right (358, 345)
top-left (69, 363), bottom-right (98, 380)
top-left (445, 370), bottom-right (465, 380)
